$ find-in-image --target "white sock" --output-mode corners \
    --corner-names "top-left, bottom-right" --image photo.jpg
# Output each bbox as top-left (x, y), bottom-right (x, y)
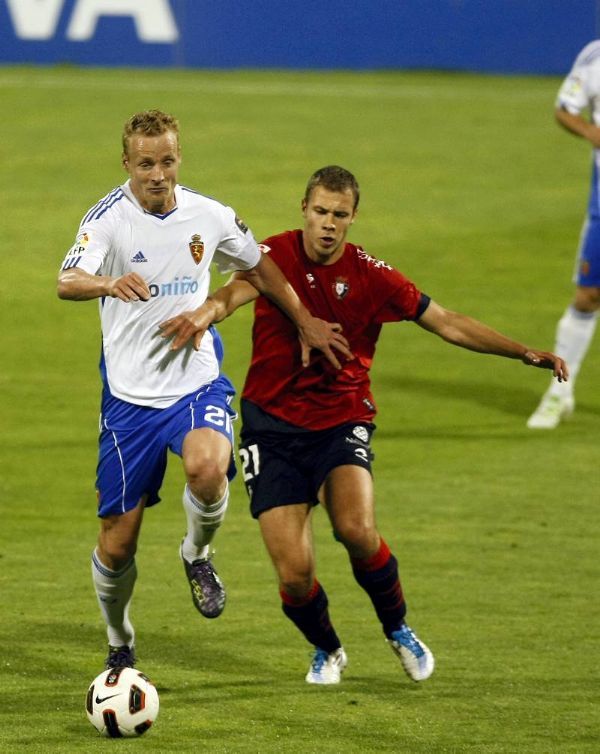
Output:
top-left (181, 482), bottom-right (229, 563)
top-left (91, 549), bottom-right (136, 648)
top-left (548, 306), bottom-right (597, 396)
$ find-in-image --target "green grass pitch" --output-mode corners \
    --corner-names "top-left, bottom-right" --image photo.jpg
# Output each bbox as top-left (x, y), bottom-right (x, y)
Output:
top-left (0, 66), bottom-right (598, 752)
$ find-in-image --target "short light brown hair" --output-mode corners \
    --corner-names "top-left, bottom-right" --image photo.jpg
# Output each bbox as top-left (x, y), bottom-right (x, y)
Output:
top-left (304, 165), bottom-right (360, 210)
top-left (122, 109), bottom-right (180, 155)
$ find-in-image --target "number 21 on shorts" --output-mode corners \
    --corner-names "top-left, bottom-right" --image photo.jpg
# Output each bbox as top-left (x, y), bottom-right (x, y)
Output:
top-left (203, 405), bottom-right (233, 437)
top-left (239, 444), bottom-right (260, 481)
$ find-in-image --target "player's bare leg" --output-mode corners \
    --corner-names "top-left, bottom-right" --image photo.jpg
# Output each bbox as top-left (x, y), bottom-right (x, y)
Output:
top-left (94, 497), bottom-right (146, 668)
top-left (322, 465), bottom-right (434, 682)
top-left (259, 504), bottom-right (347, 684)
top-left (179, 428), bottom-right (231, 618)
top-left (259, 503), bottom-right (315, 597)
top-left (320, 464), bottom-right (379, 558)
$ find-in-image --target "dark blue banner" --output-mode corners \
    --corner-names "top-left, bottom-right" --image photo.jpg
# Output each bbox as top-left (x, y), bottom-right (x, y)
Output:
top-left (0, 0), bottom-right (597, 74)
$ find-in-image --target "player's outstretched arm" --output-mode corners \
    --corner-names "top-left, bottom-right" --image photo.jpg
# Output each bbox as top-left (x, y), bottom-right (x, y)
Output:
top-left (417, 300), bottom-right (569, 381)
top-left (57, 267), bottom-right (151, 303)
top-left (240, 254), bottom-right (352, 368)
top-left (159, 278), bottom-right (258, 351)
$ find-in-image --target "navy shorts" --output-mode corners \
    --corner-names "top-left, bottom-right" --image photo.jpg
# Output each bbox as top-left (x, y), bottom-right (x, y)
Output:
top-left (238, 400), bottom-right (374, 519)
top-left (575, 215), bottom-right (600, 287)
top-left (96, 375), bottom-right (237, 517)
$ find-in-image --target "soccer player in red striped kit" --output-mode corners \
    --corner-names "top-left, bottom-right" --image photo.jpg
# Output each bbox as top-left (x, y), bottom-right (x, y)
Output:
top-left (162, 166), bottom-right (567, 684)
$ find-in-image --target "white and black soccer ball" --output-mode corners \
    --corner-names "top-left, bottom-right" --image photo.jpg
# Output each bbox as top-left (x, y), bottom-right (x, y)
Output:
top-left (86, 666), bottom-right (159, 737)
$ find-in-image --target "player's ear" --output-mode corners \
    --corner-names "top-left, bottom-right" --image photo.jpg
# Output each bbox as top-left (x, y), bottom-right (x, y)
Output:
top-left (301, 199), bottom-right (308, 214)
top-left (122, 153), bottom-right (129, 171)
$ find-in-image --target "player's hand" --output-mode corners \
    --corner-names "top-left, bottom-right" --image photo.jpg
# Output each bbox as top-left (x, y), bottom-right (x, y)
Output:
top-left (159, 302), bottom-right (217, 351)
top-left (107, 272), bottom-right (151, 302)
top-left (298, 318), bottom-right (353, 369)
top-left (522, 350), bottom-right (569, 382)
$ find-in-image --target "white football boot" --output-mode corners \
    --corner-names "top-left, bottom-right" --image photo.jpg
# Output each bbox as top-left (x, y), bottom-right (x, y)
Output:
top-left (305, 647), bottom-right (348, 684)
top-left (388, 624), bottom-right (435, 682)
top-left (527, 391), bottom-right (575, 429)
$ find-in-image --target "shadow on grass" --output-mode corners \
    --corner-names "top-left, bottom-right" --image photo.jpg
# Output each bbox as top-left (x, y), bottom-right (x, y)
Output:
top-left (376, 374), bottom-right (600, 432)
top-left (377, 374), bottom-right (543, 418)
top-left (1, 618), bottom-right (430, 711)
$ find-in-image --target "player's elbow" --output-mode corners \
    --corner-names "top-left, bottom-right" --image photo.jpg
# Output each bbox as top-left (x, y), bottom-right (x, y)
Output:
top-left (56, 280), bottom-right (68, 299)
top-left (240, 266), bottom-right (265, 296)
top-left (57, 273), bottom-right (74, 300)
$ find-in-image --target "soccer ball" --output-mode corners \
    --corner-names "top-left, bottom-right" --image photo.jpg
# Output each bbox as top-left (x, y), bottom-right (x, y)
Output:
top-left (86, 666), bottom-right (159, 737)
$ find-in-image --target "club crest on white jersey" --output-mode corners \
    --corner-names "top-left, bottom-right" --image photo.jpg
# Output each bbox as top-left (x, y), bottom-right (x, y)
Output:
top-left (189, 234), bottom-right (204, 264)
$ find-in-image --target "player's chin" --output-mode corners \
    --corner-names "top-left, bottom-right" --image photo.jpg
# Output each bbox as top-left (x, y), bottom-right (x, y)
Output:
top-left (317, 241), bottom-right (340, 258)
top-left (146, 190), bottom-right (170, 210)
top-left (147, 202), bottom-right (167, 214)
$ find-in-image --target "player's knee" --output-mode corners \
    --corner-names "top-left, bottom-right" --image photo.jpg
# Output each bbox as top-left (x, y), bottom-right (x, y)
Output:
top-left (334, 518), bottom-right (377, 552)
top-left (185, 458), bottom-right (227, 502)
top-left (97, 536), bottom-right (136, 570)
top-left (98, 514), bottom-right (139, 569)
top-left (187, 476), bottom-right (227, 504)
top-left (574, 287), bottom-right (600, 311)
top-left (278, 565), bottom-right (314, 598)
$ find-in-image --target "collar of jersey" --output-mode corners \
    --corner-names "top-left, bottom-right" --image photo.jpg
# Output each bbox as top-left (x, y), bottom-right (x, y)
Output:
top-left (122, 180), bottom-right (179, 220)
top-left (143, 205), bottom-right (178, 220)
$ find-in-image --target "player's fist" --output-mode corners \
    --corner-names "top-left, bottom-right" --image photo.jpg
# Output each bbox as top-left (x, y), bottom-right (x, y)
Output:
top-left (108, 272), bottom-right (151, 302)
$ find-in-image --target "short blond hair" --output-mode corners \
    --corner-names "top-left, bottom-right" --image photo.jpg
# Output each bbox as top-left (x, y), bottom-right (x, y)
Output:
top-left (122, 109), bottom-right (180, 155)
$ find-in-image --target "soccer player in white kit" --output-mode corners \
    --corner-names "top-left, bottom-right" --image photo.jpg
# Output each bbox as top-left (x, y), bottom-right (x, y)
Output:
top-left (57, 110), bottom-right (350, 669)
top-left (528, 41), bottom-right (600, 428)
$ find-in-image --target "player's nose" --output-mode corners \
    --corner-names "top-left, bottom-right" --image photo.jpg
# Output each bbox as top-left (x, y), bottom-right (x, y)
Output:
top-left (150, 165), bottom-right (164, 182)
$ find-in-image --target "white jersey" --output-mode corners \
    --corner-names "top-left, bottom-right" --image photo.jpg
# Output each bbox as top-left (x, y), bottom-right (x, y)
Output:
top-left (60, 181), bottom-right (261, 408)
top-left (557, 41), bottom-right (600, 128)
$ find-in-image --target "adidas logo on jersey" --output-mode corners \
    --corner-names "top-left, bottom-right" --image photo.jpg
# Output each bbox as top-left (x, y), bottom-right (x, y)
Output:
top-left (131, 250), bottom-right (148, 263)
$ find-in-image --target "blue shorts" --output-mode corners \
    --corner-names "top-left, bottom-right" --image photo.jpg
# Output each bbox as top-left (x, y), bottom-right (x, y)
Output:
top-left (575, 215), bottom-right (600, 287)
top-left (96, 375), bottom-right (237, 518)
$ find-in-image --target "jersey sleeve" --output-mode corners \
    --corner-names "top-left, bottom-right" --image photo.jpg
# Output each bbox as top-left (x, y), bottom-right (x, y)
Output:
top-left (555, 40), bottom-right (600, 114)
top-left (213, 205), bottom-right (261, 273)
top-left (58, 219), bottom-right (113, 274)
top-left (370, 264), bottom-right (428, 323)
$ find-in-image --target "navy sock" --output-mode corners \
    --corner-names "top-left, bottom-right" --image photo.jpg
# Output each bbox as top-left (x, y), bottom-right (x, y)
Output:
top-left (281, 580), bottom-right (341, 653)
top-left (351, 539), bottom-right (406, 637)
